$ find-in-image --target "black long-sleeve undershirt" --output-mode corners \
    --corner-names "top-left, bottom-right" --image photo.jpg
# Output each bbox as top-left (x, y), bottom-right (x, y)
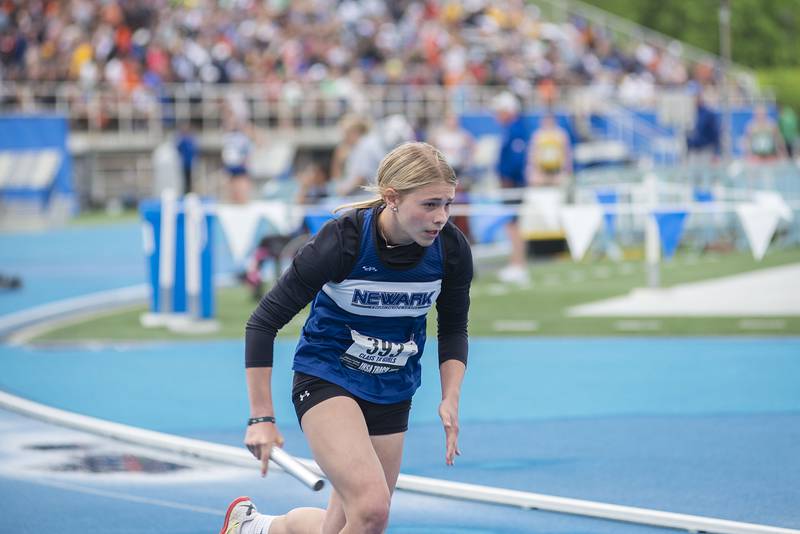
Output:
top-left (245, 206), bottom-right (472, 368)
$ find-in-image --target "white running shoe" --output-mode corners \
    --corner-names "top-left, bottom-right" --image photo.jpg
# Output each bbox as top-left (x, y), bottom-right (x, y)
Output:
top-left (219, 496), bottom-right (258, 534)
top-left (497, 264), bottom-right (530, 284)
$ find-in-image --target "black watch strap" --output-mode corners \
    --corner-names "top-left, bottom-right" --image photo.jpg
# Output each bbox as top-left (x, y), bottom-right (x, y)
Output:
top-left (247, 416), bottom-right (276, 426)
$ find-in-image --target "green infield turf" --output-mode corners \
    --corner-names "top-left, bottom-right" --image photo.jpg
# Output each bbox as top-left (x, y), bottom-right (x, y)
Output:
top-left (69, 209), bottom-right (140, 227)
top-left (31, 247), bottom-right (800, 343)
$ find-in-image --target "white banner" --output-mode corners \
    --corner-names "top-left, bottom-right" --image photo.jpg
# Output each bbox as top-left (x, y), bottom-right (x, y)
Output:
top-left (520, 187), bottom-right (564, 233)
top-left (252, 200), bottom-right (305, 235)
top-left (736, 203), bottom-right (780, 261)
top-left (216, 204), bottom-right (263, 265)
top-left (560, 205), bottom-right (603, 261)
top-left (753, 191), bottom-right (793, 223)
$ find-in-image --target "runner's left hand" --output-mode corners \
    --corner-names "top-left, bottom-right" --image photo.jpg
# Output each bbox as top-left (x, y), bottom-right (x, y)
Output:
top-left (438, 396), bottom-right (461, 465)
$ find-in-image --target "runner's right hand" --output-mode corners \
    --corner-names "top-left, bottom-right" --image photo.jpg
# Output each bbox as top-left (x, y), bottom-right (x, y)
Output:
top-left (245, 421), bottom-right (285, 477)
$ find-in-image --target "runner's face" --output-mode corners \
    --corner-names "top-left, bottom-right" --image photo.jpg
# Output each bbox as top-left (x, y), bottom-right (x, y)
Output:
top-left (393, 182), bottom-right (455, 247)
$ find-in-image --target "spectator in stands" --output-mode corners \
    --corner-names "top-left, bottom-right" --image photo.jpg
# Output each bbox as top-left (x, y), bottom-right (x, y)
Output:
top-left (492, 91), bottom-right (530, 284)
top-left (778, 105), bottom-right (798, 159)
top-left (175, 122), bottom-right (197, 195)
top-left (527, 112), bottom-right (572, 188)
top-left (427, 110), bottom-right (475, 240)
top-left (335, 115), bottom-right (415, 197)
top-left (428, 111), bottom-right (475, 180)
top-left (745, 104), bottom-right (787, 162)
top-left (329, 114), bottom-right (370, 184)
top-left (294, 162), bottom-right (329, 206)
top-left (618, 71), bottom-right (656, 108)
top-left (686, 92), bottom-right (720, 162)
top-left (221, 118), bottom-right (255, 204)
top-left (3, 0), bottom-right (737, 120)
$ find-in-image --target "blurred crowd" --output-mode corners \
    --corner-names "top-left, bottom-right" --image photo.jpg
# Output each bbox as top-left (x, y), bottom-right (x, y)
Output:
top-left (1, 0), bottom-right (726, 109)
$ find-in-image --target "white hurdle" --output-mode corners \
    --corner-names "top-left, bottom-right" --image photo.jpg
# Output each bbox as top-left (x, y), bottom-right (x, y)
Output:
top-left (184, 193), bottom-right (203, 318)
top-left (158, 187), bottom-right (177, 315)
top-left (168, 193), bottom-right (219, 333)
top-left (141, 188), bottom-right (180, 328)
top-left (0, 390), bottom-right (323, 492)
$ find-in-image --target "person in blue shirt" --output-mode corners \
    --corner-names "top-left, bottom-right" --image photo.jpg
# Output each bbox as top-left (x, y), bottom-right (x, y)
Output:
top-left (175, 122), bottom-right (197, 194)
top-left (493, 91), bottom-right (530, 284)
top-left (219, 142), bottom-right (473, 534)
top-left (686, 93), bottom-right (720, 158)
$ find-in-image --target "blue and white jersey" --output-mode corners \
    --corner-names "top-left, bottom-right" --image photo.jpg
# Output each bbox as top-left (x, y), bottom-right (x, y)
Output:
top-left (293, 208), bottom-right (444, 403)
top-left (221, 130), bottom-right (251, 173)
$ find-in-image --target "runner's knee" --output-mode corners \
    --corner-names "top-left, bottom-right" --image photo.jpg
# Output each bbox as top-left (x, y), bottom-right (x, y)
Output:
top-left (349, 489), bottom-right (390, 533)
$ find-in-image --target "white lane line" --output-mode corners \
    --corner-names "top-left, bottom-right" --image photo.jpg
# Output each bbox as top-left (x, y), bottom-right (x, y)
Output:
top-left (1, 474), bottom-right (223, 515)
top-left (542, 274), bottom-right (561, 286)
top-left (8, 306), bottom-right (143, 346)
top-left (568, 271), bottom-right (586, 283)
top-left (1, 274), bottom-right (237, 344)
top-left (738, 319), bottom-right (787, 330)
top-left (492, 320), bottom-right (540, 332)
top-left (0, 285), bottom-right (149, 340)
top-left (592, 266), bottom-right (612, 278)
top-left (613, 320), bottom-right (662, 332)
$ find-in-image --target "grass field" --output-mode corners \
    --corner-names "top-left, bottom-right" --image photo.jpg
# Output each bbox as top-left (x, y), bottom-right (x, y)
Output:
top-left (31, 246), bottom-right (800, 344)
top-left (69, 209), bottom-right (140, 227)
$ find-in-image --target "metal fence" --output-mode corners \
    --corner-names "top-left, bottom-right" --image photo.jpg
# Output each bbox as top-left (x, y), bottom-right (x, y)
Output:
top-left (1, 82), bottom-right (503, 135)
top-left (2, 81), bottom-right (771, 138)
top-left (574, 160), bottom-right (800, 252)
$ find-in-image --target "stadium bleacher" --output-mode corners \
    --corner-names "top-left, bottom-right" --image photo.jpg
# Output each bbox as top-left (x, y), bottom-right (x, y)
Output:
top-left (0, 0), bottom-right (768, 205)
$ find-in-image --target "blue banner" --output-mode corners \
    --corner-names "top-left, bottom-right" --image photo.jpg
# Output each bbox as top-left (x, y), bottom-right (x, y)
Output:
top-left (654, 211), bottom-right (688, 259)
top-left (595, 189), bottom-right (618, 238)
top-left (693, 188), bottom-right (714, 203)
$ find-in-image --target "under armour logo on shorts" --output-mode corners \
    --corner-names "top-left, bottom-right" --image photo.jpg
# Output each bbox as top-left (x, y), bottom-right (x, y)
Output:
top-left (300, 390), bottom-right (310, 402)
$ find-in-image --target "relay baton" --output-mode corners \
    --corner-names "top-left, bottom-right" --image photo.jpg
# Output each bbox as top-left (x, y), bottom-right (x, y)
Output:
top-left (270, 446), bottom-right (325, 491)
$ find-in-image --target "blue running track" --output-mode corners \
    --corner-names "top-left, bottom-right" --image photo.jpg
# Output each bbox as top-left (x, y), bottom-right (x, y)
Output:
top-left (1, 222), bottom-right (798, 533)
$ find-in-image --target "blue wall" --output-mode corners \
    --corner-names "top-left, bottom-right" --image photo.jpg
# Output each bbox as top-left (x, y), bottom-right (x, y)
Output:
top-left (0, 114), bottom-right (73, 203)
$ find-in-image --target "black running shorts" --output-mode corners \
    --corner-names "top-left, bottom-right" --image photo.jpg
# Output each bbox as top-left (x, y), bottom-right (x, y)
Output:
top-left (291, 372), bottom-right (411, 436)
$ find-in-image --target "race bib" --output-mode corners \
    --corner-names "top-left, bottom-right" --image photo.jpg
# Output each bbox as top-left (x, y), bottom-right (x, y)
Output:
top-left (340, 329), bottom-right (418, 375)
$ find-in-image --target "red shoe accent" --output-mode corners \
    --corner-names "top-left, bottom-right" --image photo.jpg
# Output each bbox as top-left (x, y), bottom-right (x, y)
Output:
top-left (219, 496), bottom-right (252, 534)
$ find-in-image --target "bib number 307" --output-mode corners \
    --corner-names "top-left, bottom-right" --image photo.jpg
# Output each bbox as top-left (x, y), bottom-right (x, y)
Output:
top-left (341, 329), bottom-right (418, 375)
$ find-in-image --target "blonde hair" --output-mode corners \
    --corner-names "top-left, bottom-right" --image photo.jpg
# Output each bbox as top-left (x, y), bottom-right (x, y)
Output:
top-left (335, 142), bottom-right (457, 212)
